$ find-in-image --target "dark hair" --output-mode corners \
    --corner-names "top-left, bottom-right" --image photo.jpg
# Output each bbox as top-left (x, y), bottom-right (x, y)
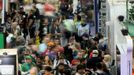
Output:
top-left (101, 62), bottom-right (110, 73)
top-left (118, 15), bottom-right (124, 22)
top-left (77, 15), bottom-right (81, 21)
top-left (76, 64), bottom-right (85, 72)
top-left (45, 66), bottom-right (52, 72)
top-left (96, 62), bottom-right (103, 70)
top-left (98, 33), bottom-right (103, 40)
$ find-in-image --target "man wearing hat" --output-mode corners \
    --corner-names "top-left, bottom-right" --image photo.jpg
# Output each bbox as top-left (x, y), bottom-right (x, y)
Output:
top-left (20, 55), bottom-right (36, 73)
top-left (86, 50), bottom-right (102, 70)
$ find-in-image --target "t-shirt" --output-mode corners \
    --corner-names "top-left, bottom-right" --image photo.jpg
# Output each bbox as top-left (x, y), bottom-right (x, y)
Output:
top-left (6, 34), bottom-right (14, 43)
top-left (36, 3), bottom-right (44, 15)
top-left (78, 24), bottom-right (90, 36)
top-left (39, 43), bottom-right (47, 53)
top-left (21, 62), bottom-right (36, 72)
top-left (63, 19), bottom-right (76, 32)
top-left (24, 5), bottom-right (33, 14)
top-left (39, 25), bottom-right (50, 38)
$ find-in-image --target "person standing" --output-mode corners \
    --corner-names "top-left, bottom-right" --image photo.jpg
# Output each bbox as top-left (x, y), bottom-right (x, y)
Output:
top-left (38, 18), bottom-right (50, 42)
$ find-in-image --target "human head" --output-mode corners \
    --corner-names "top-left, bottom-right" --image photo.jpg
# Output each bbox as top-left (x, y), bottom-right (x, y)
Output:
top-left (43, 36), bottom-right (50, 43)
top-left (44, 66), bottom-right (52, 75)
top-left (47, 41), bottom-right (56, 49)
top-left (103, 54), bottom-right (111, 62)
top-left (92, 50), bottom-right (99, 57)
top-left (28, 39), bottom-right (35, 45)
top-left (44, 55), bottom-right (50, 61)
top-left (25, 55), bottom-right (33, 63)
top-left (97, 33), bottom-right (104, 40)
top-left (96, 62), bottom-right (103, 70)
top-left (75, 43), bottom-right (81, 50)
top-left (76, 64), bottom-right (85, 74)
top-left (16, 36), bottom-right (25, 46)
top-left (12, 22), bottom-right (18, 28)
top-left (19, 6), bottom-right (24, 12)
top-left (57, 63), bottom-right (65, 73)
top-left (77, 52), bottom-right (83, 59)
top-left (29, 9), bottom-right (34, 15)
top-left (81, 50), bottom-right (86, 56)
top-left (54, 38), bottom-right (60, 45)
top-left (24, 50), bottom-right (31, 55)
top-left (29, 67), bottom-right (38, 75)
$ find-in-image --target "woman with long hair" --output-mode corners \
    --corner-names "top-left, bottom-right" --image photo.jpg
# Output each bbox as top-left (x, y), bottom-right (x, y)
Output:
top-left (42, 55), bottom-right (53, 67)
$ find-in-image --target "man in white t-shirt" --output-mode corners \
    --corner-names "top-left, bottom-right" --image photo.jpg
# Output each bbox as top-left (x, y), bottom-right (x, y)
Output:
top-left (36, 3), bottom-right (44, 15)
top-left (77, 18), bottom-right (90, 37)
top-left (23, 4), bottom-right (33, 14)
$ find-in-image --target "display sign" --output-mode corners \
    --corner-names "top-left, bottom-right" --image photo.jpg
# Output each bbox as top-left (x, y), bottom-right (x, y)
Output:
top-left (0, 49), bottom-right (18, 75)
top-left (0, 55), bottom-right (16, 75)
top-left (0, 65), bottom-right (14, 75)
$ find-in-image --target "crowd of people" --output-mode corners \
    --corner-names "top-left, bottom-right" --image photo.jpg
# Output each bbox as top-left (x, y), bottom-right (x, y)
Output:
top-left (3, 0), bottom-right (114, 75)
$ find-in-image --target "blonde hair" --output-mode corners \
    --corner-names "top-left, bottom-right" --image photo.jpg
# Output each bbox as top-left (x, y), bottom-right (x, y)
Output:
top-left (30, 67), bottom-right (38, 75)
top-left (103, 54), bottom-right (111, 62)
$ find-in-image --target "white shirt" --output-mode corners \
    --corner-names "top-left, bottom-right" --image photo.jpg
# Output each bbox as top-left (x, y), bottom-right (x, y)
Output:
top-left (39, 43), bottom-right (47, 53)
top-left (23, 5), bottom-right (33, 14)
top-left (78, 24), bottom-right (90, 36)
top-left (6, 33), bottom-right (14, 43)
top-left (53, 59), bottom-right (71, 69)
top-left (36, 3), bottom-right (44, 15)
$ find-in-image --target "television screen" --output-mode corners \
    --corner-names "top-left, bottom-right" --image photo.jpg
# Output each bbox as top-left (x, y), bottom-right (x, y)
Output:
top-left (0, 55), bottom-right (16, 75)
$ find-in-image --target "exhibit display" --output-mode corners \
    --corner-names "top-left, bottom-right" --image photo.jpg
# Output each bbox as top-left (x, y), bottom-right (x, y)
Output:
top-left (0, 55), bottom-right (16, 75)
top-left (0, 49), bottom-right (18, 75)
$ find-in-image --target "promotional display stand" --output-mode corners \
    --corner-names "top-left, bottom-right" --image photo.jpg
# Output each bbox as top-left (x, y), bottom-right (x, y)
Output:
top-left (0, 49), bottom-right (18, 75)
top-left (106, 0), bottom-right (133, 75)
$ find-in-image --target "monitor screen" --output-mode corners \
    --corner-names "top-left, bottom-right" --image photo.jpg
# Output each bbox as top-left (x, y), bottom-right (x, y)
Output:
top-left (0, 55), bottom-right (16, 75)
